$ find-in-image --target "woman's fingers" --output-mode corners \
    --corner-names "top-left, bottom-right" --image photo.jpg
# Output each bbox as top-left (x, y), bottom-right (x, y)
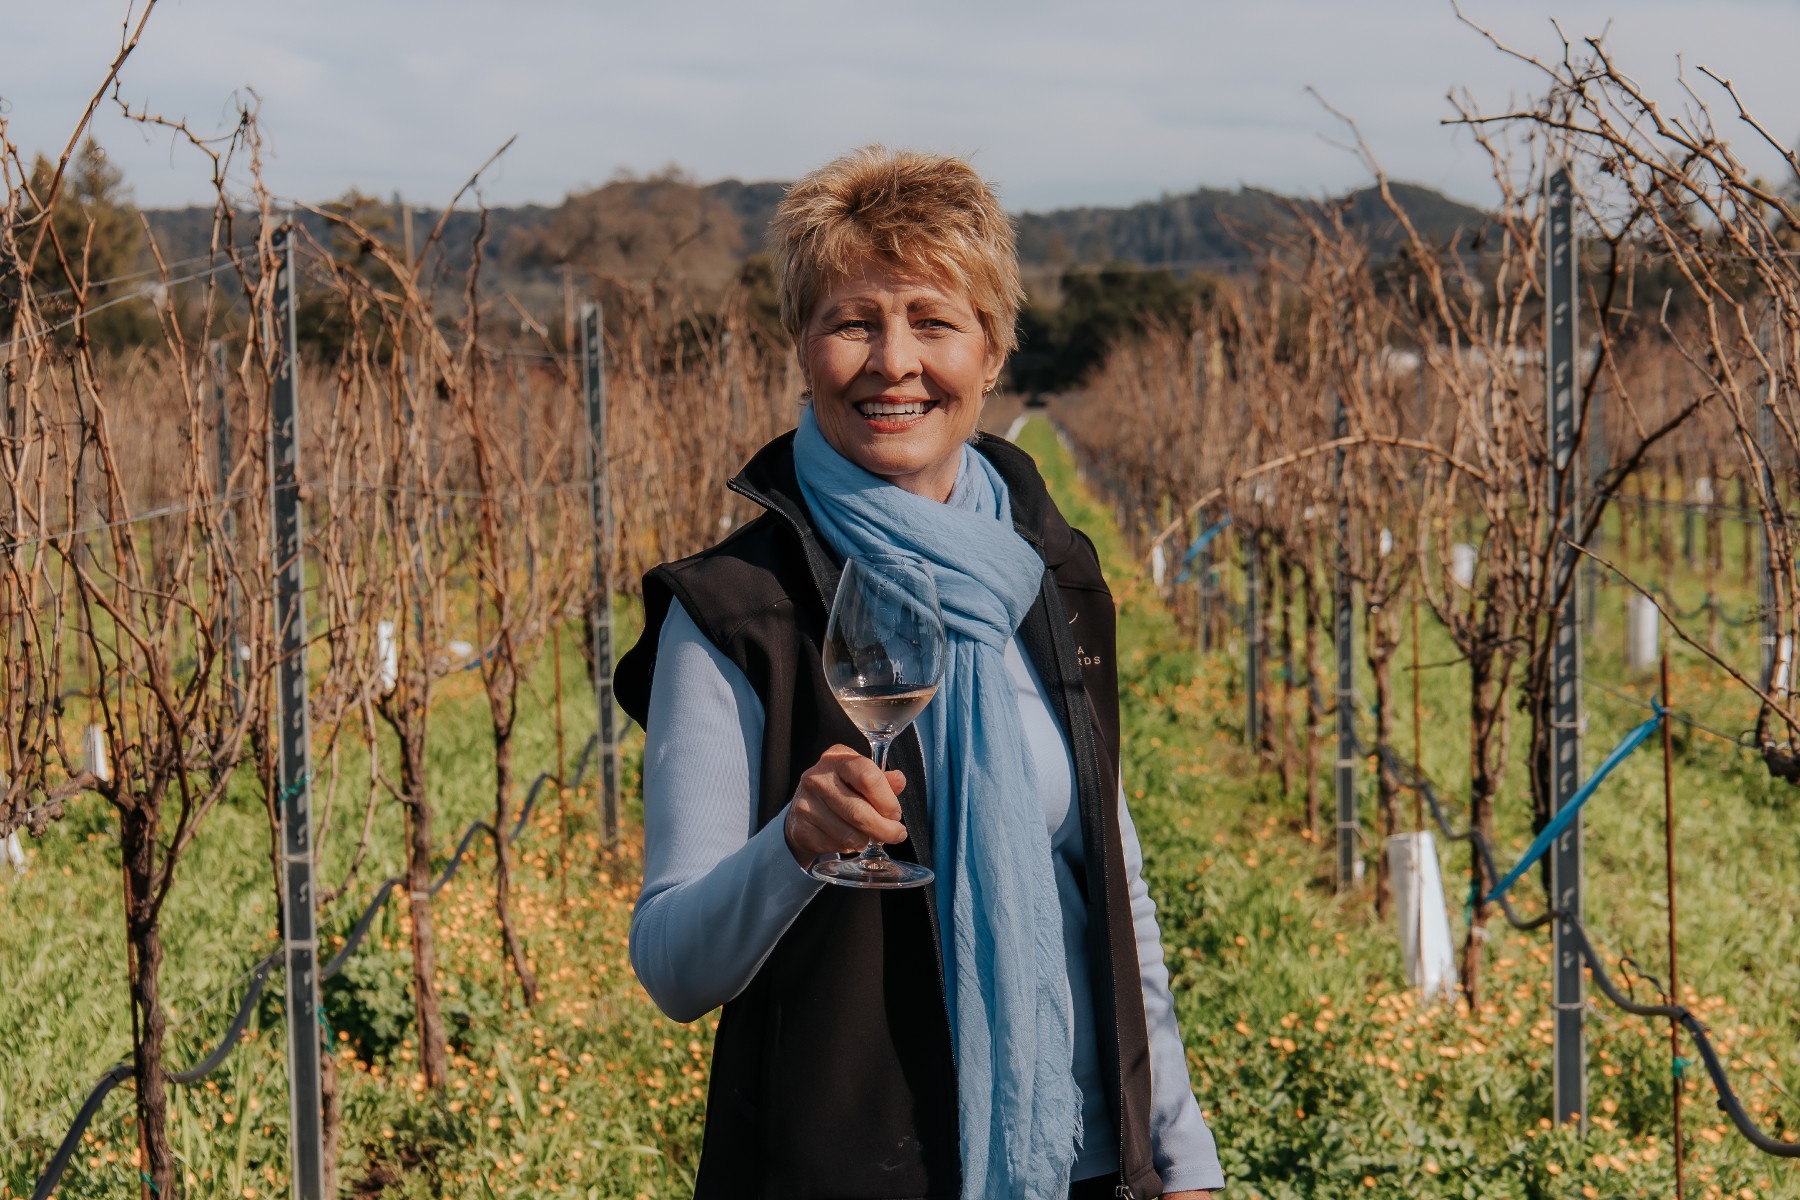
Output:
top-left (809, 748), bottom-right (908, 840)
top-left (826, 751), bottom-right (903, 821)
top-left (783, 745), bottom-right (910, 865)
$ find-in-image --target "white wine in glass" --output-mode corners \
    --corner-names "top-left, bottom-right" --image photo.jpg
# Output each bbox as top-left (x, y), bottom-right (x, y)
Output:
top-left (811, 553), bottom-right (946, 889)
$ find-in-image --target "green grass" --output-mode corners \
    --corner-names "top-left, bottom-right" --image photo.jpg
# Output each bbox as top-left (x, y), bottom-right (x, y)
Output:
top-left (1020, 418), bottom-right (1800, 1198)
top-left (3, 423), bottom-right (1796, 1199)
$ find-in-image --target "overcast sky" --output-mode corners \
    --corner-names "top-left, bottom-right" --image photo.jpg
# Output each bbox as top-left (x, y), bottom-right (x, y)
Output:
top-left (4, 0), bottom-right (1795, 215)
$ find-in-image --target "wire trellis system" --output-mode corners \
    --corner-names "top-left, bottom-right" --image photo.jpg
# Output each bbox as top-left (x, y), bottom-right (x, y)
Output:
top-left (26, 736), bottom-right (600, 1200)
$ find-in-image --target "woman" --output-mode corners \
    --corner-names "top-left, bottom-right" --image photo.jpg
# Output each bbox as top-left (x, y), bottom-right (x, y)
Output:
top-left (617, 147), bottom-right (1222, 1200)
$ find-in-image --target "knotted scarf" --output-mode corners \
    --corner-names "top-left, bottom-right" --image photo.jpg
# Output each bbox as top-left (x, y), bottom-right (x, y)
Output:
top-left (792, 408), bottom-right (1081, 1199)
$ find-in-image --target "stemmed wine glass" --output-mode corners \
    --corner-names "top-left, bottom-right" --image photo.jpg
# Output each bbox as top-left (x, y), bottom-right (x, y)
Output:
top-left (809, 553), bottom-right (946, 889)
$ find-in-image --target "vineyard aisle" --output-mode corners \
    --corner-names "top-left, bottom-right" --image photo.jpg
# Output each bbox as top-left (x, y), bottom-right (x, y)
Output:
top-left (1, 422), bottom-right (1793, 1198)
top-left (1015, 417), bottom-right (1797, 1200)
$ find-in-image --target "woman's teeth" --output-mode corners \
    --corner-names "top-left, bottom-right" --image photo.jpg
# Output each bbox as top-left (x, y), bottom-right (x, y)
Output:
top-left (856, 400), bottom-right (931, 417)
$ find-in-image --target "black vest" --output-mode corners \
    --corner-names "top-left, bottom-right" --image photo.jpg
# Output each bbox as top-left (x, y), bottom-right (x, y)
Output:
top-left (616, 432), bottom-right (1163, 1200)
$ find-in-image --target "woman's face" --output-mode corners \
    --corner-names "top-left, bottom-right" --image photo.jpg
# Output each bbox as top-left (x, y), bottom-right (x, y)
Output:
top-left (801, 260), bottom-right (1002, 502)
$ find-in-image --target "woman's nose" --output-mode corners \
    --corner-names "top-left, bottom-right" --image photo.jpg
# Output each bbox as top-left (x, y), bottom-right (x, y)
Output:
top-left (870, 322), bottom-right (922, 381)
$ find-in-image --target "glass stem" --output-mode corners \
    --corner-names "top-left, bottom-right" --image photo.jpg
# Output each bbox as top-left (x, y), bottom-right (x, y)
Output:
top-left (858, 736), bottom-right (896, 859)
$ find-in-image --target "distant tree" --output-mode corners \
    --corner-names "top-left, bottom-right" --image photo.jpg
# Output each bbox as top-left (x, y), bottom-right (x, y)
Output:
top-left (26, 139), bottom-right (140, 289)
top-left (321, 189), bottom-right (400, 261)
top-left (622, 252), bottom-right (786, 382)
top-left (4, 138), bottom-right (158, 346)
top-left (509, 167), bottom-right (744, 298)
top-left (1011, 263), bottom-right (1210, 394)
top-left (300, 189), bottom-right (403, 357)
top-left (1010, 302), bottom-right (1060, 394)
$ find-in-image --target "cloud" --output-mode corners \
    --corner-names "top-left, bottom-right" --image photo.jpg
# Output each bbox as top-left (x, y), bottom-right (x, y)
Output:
top-left (2, 0), bottom-right (1794, 212)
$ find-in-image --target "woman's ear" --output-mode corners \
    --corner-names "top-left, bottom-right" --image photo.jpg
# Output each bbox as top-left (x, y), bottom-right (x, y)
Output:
top-left (982, 346), bottom-right (1007, 396)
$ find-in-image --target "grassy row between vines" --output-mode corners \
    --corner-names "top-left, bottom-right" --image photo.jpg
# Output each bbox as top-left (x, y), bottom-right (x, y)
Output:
top-left (3, 417), bottom-right (1797, 1198)
top-left (1026, 419), bottom-right (1800, 1199)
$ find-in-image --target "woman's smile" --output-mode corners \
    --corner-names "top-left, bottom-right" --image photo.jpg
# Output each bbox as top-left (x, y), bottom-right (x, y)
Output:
top-left (854, 394), bottom-right (938, 430)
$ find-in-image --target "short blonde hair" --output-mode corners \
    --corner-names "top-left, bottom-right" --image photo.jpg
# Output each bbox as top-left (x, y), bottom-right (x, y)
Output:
top-left (770, 146), bottom-right (1023, 358)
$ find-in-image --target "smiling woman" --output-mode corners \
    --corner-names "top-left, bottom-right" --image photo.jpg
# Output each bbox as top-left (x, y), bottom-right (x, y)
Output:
top-left (615, 146), bottom-right (1222, 1200)
top-left (801, 263), bottom-right (1001, 501)
top-left (773, 149), bottom-right (1020, 502)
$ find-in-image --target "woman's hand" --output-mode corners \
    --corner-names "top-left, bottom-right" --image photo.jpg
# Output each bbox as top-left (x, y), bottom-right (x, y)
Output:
top-left (784, 745), bottom-right (909, 868)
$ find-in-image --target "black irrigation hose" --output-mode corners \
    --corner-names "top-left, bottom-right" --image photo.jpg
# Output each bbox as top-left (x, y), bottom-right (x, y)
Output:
top-left (31, 732), bottom-right (605, 1198)
top-left (1567, 919), bottom-right (1800, 1158)
top-left (322, 878), bottom-right (402, 979)
top-left (1352, 728), bottom-right (1798, 1157)
top-left (1633, 583), bottom-right (1757, 628)
top-left (168, 955), bottom-right (281, 1084)
top-left (325, 732), bottom-right (601, 976)
top-left (32, 953), bottom-right (285, 1199)
top-left (1358, 731), bottom-right (1553, 934)
top-left (1703, 595), bottom-right (1761, 629)
top-left (429, 819), bottom-right (497, 899)
top-left (1640, 584), bottom-right (1715, 624)
top-left (532, 735), bottom-right (599, 836)
top-left (28, 1065), bottom-right (132, 1200)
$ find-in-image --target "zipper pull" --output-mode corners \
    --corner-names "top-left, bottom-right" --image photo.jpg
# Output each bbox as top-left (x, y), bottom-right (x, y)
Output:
top-left (1113, 1186), bottom-right (1135, 1200)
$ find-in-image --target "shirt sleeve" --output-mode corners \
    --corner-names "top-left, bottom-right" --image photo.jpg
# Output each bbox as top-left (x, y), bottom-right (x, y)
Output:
top-left (628, 600), bottom-right (823, 1023)
top-left (1120, 784), bottom-right (1226, 1193)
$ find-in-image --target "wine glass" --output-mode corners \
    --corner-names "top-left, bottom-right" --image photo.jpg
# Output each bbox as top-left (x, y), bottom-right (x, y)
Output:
top-left (809, 553), bottom-right (946, 889)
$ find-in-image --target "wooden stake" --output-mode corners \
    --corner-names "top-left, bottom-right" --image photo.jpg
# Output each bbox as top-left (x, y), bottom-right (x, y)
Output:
top-left (553, 617), bottom-right (569, 912)
top-left (1411, 594), bottom-right (1424, 832)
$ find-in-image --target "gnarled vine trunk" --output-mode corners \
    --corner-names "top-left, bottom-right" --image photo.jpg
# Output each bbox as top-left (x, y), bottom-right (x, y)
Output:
top-left (121, 794), bottom-right (175, 1198)
top-left (395, 718), bottom-right (449, 1088)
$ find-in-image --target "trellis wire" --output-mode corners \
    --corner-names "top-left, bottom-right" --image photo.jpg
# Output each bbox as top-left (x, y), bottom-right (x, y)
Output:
top-left (1360, 724), bottom-right (1800, 1158)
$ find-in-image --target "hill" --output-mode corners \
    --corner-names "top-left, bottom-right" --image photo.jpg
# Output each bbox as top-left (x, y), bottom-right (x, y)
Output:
top-left (139, 178), bottom-right (1486, 303)
top-left (1014, 180), bottom-right (1488, 274)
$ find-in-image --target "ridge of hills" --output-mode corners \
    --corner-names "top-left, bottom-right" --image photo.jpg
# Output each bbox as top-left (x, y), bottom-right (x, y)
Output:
top-left (140, 177), bottom-right (1487, 301)
top-left (1013, 180), bottom-right (1486, 273)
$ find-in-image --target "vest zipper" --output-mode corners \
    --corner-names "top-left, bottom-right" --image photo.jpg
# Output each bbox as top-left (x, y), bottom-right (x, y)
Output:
top-left (1038, 573), bottom-right (1133, 1200)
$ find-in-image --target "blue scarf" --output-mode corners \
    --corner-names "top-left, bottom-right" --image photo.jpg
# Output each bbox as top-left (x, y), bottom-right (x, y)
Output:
top-left (792, 409), bottom-right (1081, 1200)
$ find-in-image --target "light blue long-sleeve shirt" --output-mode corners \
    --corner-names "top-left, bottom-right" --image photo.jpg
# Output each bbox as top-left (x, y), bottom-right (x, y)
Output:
top-left (630, 599), bottom-right (1225, 1192)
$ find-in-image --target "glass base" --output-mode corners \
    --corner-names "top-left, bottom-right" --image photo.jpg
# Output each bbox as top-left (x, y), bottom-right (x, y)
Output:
top-left (808, 852), bottom-right (935, 889)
